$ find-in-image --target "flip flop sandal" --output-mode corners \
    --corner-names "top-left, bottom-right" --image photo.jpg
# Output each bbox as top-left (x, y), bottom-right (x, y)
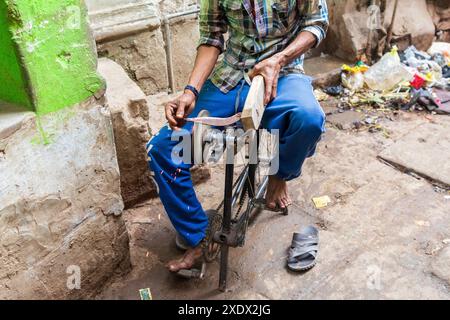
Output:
top-left (287, 226), bottom-right (319, 272)
top-left (253, 199), bottom-right (289, 215)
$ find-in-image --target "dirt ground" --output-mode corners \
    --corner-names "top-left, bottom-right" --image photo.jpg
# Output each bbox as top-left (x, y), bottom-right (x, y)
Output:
top-left (98, 106), bottom-right (450, 300)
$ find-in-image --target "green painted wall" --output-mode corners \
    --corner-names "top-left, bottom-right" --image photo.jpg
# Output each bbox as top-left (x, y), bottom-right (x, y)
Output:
top-left (0, 0), bottom-right (105, 114)
top-left (0, 0), bottom-right (32, 109)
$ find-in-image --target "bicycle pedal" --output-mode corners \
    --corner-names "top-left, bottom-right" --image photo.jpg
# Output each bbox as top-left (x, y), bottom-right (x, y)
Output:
top-left (176, 262), bottom-right (206, 279)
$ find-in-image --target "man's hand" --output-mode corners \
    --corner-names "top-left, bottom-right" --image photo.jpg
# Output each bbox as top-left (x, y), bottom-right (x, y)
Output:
top-left (165, 91), bottom-right (196, 131)
top-left (249, 54), bottom-right (284, 105)
top-left (165, 44), bottom-right (220, 131)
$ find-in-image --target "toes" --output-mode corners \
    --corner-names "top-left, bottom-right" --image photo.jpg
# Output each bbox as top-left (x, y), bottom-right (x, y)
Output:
top-left (168, 265), bottom-right (178, 272)
top-left (267, 201), bottom-right (276, 209)
top-left (285, 196), bottom-right (292, 206)
top-left (168, 260), bottom-right (189, 273)
top-left (286, 196), bottom-right (292, 205)
top-left (276, 198), bottom-right (285, 209)
top-left (166, 257), bottom-right (186, 272)
top-left (167, 262), bottom-right (179, 272)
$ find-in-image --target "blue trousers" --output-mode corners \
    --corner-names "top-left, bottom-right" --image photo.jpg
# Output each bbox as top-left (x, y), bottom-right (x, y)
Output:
top-left (147, 74), bottom-right (325, 247)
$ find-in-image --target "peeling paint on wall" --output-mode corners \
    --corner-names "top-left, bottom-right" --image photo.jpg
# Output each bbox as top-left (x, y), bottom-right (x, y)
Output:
top-left (0, 0), bottom-right (105, 115)
top-left (0, 0), bottom-right (32, 109)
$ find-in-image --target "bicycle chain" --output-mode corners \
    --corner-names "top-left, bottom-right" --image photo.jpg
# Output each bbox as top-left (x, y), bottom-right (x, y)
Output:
top-left (234, 189), bottom-right (248, 221)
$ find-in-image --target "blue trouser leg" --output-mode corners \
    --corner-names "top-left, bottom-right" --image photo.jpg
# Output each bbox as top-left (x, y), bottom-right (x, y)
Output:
top-left (146, 80), bottom-right (247, 247)
top-left (147, 74), bottom-right (325, 246)
top-left (262, 74), bottom-right (326, 181)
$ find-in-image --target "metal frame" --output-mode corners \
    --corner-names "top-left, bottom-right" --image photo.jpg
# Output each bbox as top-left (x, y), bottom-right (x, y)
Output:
top-left (215, 129), bottom-right (271, 292)
top-left (188, 122), bottom-right (287, 291)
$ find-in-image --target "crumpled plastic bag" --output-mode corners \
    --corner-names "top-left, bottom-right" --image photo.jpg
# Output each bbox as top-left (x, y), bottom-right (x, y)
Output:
top-left (364, 47), bottom-right (413, 91)
top-left (403, 46), bottom-right (443, 82)
top-left (427, 42), bottom-right (450, 61)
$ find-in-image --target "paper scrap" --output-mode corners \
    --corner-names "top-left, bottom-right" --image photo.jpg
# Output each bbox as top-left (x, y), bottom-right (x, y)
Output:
top-left (415, 220), bottom-right (431, 227)
top-left (312, 196), bottom-right (331, 209)
top-left (139, 288), bottom-right (153, 300)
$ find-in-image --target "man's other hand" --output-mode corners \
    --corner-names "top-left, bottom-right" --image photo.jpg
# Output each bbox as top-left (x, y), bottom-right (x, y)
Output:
top-left (165, 91), bottom-right (196, 131)
top-left (249, 54), bottom-right (284, 105)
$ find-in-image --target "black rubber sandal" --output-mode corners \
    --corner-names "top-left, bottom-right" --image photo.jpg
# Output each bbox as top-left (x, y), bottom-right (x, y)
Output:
top-left (287, 226), bottom-right (319, 272)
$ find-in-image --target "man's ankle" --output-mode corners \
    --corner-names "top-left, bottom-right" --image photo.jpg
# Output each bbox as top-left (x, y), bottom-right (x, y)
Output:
top-left (269, 175), bottom-right (285, 183)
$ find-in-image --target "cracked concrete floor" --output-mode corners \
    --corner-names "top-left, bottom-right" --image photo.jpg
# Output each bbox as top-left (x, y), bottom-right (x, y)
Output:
top-left (98, 111), bottom-right (450, 300)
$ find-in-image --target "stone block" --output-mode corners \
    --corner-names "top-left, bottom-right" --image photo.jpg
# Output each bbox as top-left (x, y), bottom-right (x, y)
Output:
top-left (98, 58), bottom-right (154, 207)
top-left (378, 121), bottom-right (450, 188)
top-left (384, 0), bottom-right (435, 52)
top-left (97, 29), bottom-right (169, 95)
top-left (324, 0), bottom-right (436, 61)
top-left (0, 96), bottom-right (130, 299)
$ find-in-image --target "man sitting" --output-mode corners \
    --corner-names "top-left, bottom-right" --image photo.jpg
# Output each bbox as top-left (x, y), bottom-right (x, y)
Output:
top-left (147, 0), bottom-right (329, 272)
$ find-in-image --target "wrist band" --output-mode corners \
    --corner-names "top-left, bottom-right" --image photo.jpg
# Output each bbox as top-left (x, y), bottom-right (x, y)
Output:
top-left (184, 85), bottom-right (199, 99)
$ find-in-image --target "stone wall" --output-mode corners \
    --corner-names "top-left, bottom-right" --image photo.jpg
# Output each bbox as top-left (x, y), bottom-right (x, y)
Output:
top-left (97, 28), bottom-right (169, 95)
top-left (0, 97), bottom-right (130, 299)
top-left (323, 0), bottom-right (438, 62)
top-left (87, 0), bottom-right (446, 88)
top-left (427, 0), bottom-right (450, 42)
top-left (86, 0), bottom-right (199, 95)
top-left (0, 0), bottom-right (130, 299)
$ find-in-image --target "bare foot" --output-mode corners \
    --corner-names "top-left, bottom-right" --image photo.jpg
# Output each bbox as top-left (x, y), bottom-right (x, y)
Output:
top-left (166, 245), bottom-right (203, 272)
top-left (266, 175), bottom-right (292, 209)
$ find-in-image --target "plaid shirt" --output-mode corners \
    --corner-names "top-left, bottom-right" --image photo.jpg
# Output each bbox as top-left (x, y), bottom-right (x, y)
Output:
top-left (198, 0), bottom-right (329, 93)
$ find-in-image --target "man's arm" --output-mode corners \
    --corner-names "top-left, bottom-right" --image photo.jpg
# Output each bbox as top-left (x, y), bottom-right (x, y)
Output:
top-left (166, 46), bottom-right (220, 130)
top-left (249, 0), bottom-right (329, 104)
top-left (186, 0), bottom-right (228, 91)
top-left (166, 0), bottom-right (227, 130)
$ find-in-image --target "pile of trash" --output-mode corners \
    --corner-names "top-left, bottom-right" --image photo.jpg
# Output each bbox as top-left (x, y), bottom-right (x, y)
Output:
top-left (315, 42), bottom-right (450, 115)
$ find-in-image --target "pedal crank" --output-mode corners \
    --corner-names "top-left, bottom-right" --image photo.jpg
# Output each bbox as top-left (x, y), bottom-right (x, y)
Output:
top-left (213, 209), bottom-right (251, 248)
